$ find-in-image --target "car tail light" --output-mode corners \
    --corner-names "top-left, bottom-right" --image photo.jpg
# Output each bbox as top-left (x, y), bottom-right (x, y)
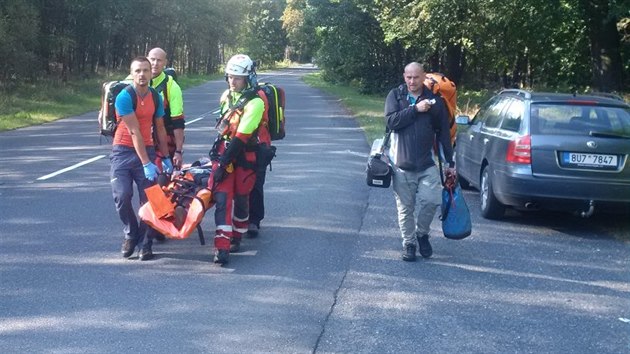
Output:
top-left (506, 135), bottom-right (531, 164)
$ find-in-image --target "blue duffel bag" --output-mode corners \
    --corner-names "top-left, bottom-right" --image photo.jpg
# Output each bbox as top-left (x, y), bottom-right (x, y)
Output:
top-left (440, 182), bottom-right (472, 240)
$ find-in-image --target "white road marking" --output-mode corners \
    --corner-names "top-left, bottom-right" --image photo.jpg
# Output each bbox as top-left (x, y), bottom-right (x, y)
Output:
top-left (37, 155), bottom-right (107, 180)
top-left (35, 110), bottom-right (217, 181)
top-left (186, 116), bottom-right (205, 125)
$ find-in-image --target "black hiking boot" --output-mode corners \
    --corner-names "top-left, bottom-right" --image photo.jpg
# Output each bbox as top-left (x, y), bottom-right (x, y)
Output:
top-left (213, 249), bottom-right (229, 265)
top-left (402, 243), bottom-right (417, 262)
top-left (121, 239), bottom-right (138, 258)
top-left (229, 237), bottom-right (241, 253)
top-left (246, 223), bottom-right (259, 238)
top-left (139, 243), bottom-right (154, 261)
top-left (417, 234), bottom-right (433, 258)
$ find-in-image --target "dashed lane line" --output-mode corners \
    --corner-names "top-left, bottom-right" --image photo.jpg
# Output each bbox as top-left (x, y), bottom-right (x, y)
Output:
top-left (36, 111), bottom-right (213, 181)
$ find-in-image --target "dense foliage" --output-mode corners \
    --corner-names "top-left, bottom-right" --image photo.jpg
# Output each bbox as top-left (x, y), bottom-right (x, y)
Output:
top-left (0, 0), bottom-right (627, 94)
top-left (287, 0), bottom-right (629, 93)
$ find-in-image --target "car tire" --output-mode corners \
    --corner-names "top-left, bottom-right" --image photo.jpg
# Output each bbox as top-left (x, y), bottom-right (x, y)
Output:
top-left (457, 172), bottom-right (471, 189)
top-left (480, 165), bottom-right (505, 219)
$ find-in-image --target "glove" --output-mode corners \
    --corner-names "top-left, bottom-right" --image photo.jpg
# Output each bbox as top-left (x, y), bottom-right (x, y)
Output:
top-left (162, 157), bottom-right (173, 174)
top-left (213, 164), bottom-right (227, 183)
top-left (219, 138), bottom-right (246, 166)
top-left (143, 162), bottom-right (159, 181)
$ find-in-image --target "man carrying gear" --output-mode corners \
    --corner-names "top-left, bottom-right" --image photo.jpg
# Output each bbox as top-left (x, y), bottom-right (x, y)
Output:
top-left (147, 47), bottom-right (185, 243)
top-left (208, 54), bottom-right (264, 265)
top-left (111, 56), bottom-right (172, 261)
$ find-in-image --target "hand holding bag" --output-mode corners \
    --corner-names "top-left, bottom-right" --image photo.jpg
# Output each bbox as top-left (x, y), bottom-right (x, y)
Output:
top-left (366, 132), bottom-right (393, 188)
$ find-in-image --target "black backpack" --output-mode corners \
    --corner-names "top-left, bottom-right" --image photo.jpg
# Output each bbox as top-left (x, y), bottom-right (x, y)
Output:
top-left (257, 82), bottom-right (286, 141)
top-left (163, 67), bottom-right (177, 82)
top-left (98, 82), bottom-right (159, 137)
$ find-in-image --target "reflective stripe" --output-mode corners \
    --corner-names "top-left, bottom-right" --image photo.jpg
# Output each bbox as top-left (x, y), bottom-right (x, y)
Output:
top-left (217, 225), bottom-right (233, 232)
top-left (234, 227), bottom-right (248, 234)
top-left (233, 215), bottom-right (248, 222)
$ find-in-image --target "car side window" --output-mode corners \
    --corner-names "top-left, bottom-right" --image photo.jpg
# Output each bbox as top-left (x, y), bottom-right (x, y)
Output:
top-left (471, 96), bottom-right (499, 125)
top-left (483, 97), bottom-right (510, 129)
top-left (500, 99), bottom-right (524, 132)
top-left (601, 107), bottom-right (630, 134)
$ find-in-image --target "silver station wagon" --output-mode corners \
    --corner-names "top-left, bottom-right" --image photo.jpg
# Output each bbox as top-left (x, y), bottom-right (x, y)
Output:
top-left (455, 89), bottom-right (630, 219)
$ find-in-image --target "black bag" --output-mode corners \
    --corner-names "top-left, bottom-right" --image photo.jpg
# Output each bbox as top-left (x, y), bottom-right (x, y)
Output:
top-left (366, 132), bottom-right (393, 188)
top-left (366, 153), bottom-right (392, 188)
top-left (257, 82), bottom-right (286, 141)
top-left (257, 143), bottom-right (276, 168)
top-left (98, 82), bottom-right (159, 138)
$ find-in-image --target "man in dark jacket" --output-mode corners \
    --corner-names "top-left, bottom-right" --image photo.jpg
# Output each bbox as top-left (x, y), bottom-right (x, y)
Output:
top-left (384, 62), bottom-right (455, 262)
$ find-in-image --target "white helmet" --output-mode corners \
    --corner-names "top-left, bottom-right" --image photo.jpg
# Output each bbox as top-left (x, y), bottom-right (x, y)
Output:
top-left (225, 54), bottom-right (254, 76)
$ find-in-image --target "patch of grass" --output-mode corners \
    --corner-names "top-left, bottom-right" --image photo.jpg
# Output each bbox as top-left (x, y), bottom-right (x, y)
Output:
top-left (0, 73), bottom-right (217, 132)
top-left (0, 78), bottom-right (103, 131)
top-left (303, 73), bottom-right (386, 144)
top-left (303, 73), bottom-right (495, 144)
top-left (178, 73), bottom-right (219, 90)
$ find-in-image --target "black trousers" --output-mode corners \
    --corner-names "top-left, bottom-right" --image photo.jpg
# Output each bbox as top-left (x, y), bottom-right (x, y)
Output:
top-left (249, 154), bottom-right (268, 226)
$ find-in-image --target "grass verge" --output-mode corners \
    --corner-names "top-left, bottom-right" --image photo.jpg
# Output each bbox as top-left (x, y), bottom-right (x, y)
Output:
top-left (302, 72), bottom-right (492, 144)
top-left (0, 73), bottom-right (216, 132)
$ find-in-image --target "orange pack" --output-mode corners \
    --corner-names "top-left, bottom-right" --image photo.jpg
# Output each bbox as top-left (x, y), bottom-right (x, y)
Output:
top-left (425, 73), bottom-right (457, 145)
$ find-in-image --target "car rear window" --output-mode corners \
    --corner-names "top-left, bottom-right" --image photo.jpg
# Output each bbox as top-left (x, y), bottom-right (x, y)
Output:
top-left (531, 103), bottom-right (630, 136)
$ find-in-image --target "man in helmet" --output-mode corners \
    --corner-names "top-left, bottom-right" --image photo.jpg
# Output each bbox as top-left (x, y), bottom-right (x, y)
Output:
top-left (208, 54), bottom-right (267, 265)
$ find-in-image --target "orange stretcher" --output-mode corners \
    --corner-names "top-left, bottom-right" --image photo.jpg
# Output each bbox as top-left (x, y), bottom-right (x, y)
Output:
top-left (139, 164), bottom-right (214, 243)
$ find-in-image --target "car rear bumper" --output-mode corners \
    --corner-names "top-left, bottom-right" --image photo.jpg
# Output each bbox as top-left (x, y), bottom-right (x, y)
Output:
top-left (492, 164), bottom-right (630, 211)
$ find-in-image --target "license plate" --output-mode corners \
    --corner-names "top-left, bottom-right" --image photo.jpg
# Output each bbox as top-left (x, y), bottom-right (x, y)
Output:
top-left (561, 152), bottom-right (618, 168)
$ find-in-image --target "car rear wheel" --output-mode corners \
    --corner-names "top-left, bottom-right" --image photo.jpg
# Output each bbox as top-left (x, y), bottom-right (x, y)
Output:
top-left (457, 172), bottom-right (471, 189)
top-left (480, 166), bottom-right (506, 219)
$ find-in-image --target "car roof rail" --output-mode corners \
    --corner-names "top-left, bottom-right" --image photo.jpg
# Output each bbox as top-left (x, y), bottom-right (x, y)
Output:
top-left (587, 92), bottom-right (625, 102)
top-left (499, 89), bottom-right (531, 99)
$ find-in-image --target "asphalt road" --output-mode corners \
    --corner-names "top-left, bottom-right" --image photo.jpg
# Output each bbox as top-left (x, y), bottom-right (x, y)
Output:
top-left (1, 68), bottom-right (629, 353)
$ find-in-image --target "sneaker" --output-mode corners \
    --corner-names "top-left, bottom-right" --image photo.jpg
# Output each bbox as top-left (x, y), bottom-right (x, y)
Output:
top-left (402, 243), bottom-right (417, 262)
top-left (121, 239), bottom-right (138, 258)
top-left (417, 234), bottom-right (433, 258)
top-left (139, 244), bottom-right (154, 261)
top-left (229, 237), bottom-right (241, 253)
top-left (246, 223), bottom-right (259, 238)
top-left (213, 249), bottom-right (229, 265)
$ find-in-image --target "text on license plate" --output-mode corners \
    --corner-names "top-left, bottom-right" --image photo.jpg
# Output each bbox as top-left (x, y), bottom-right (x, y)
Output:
top-left (562, 152), bottom-right (618, 167)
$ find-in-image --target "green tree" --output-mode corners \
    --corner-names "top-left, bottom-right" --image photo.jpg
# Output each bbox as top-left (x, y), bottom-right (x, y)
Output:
top-left (576, 0), bottom-right (626, 91)
top-left (241, 0), bottom-right (287, 66)
top-left (0, 0), bottom-right (41, 83)
top-left (311, 0), bottom-right (399, 93)
top-left (283, 0), bottom-right (318, 62)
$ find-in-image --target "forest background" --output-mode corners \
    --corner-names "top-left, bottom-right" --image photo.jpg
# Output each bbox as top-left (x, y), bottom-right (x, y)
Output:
top-left (0, 0), bottom-right (628, 130)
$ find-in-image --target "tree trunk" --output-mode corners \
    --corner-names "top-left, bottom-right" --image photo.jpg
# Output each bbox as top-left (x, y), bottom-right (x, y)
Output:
top-left (446, 43), bottom-right (463, 85)
top-left (581, 0), bottom-right (624, 91)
